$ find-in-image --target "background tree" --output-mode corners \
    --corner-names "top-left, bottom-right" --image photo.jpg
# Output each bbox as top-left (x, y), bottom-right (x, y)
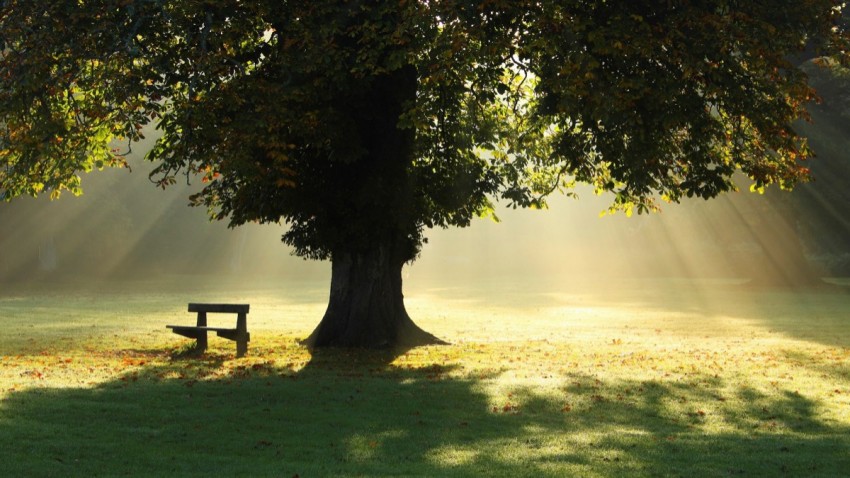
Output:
top-left (786, 59), bottom-right (850, 276)
top-left (2, 1), bottom-right (847, 348)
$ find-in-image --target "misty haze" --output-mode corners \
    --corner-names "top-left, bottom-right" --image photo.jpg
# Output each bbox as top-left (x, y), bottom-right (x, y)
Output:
top-left (2, 120), bottom-right (849, 292)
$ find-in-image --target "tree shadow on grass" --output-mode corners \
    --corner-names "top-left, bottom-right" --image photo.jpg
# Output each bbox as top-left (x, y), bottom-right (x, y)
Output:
top-left (1, 348), bottom-right (848, 477)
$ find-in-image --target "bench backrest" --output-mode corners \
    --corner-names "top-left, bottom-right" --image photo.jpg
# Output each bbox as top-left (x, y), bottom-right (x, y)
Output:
top-left (188, 303), bottom-right (250, 314)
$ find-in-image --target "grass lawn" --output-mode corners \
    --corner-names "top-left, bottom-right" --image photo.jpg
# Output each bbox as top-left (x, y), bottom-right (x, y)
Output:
top-left (1, 276), bottom-right (849, 477)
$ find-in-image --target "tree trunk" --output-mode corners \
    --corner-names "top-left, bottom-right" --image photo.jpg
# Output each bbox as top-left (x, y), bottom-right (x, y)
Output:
top-left (299, 61), bottom-right (443, 349)
top-left (303, 245), bottom-right (445, 349)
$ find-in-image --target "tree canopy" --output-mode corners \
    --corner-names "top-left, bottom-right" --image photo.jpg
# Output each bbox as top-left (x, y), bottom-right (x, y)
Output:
top-left (2, 1), bottom-right (848, 347)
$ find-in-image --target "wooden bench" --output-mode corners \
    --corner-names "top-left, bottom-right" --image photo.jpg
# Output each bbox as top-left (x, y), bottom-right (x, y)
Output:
top-left (167, 303), bottom-right (250, 357)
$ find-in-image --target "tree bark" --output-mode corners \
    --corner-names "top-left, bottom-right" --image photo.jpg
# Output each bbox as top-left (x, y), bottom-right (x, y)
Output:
top-left (303, 245), bottom-right (445, 349)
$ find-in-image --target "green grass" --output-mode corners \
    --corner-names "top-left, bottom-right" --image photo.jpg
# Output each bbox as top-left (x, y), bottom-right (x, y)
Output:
top-left (1, 276), bottom-right (849, 476)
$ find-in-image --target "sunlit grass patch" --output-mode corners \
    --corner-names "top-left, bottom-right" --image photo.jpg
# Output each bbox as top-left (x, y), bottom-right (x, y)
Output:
top-left (1, 279), bottom-right (850, 476)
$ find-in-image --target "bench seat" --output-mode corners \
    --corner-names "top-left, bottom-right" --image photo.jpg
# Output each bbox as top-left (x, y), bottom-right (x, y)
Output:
top-left (166, 325), bottom-right (250, 341)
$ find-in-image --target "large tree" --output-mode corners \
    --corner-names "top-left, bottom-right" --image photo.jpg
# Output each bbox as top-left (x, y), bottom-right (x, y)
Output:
top-left (2, 1), bottom-right (848, 347)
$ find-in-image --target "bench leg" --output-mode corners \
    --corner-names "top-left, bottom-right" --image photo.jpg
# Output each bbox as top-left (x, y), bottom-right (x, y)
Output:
top-left (196, 311), bottom-right (208, 352)
top-left (197, 332), bottom-right (208, 352)
top-left (235, 312), bottom-right (248, 358)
